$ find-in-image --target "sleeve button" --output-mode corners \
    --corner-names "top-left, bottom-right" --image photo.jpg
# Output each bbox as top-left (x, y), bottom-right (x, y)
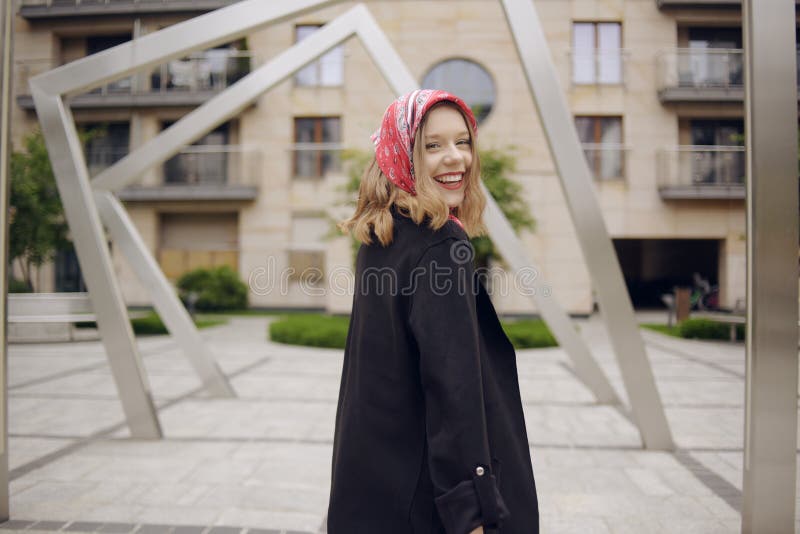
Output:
top-left (475, 466), bottom-right (485, 476)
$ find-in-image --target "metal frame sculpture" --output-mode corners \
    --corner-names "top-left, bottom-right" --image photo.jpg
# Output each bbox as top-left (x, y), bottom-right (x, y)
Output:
top-left (30, 0), bottom-right (672, 449)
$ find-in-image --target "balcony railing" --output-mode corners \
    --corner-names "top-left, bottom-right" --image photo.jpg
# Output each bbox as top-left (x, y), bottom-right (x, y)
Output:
top-left (116, 145), bottom-right (261, 202)
top-left (657, 48), bottom-right (743, 90)
top-left (569, 49), bottom-right (630, 86)
top-left (581, 143), bottom-right (629, 181)
top-left (292, 142), bottom-right (344, 179)
top-left (19, 0), bottom-right (240, 18)
top-left (656, 145), bottom-right (745, 199)
top-left (15, 51), bottom-right (253, 108)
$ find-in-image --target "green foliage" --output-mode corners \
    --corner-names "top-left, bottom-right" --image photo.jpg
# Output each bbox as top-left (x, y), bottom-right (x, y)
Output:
top-left (641, 319), bottom-right (744, 341)
top-left (176, 265), bottom-right (248, 311)
top-left (268, 313), bottom-right (557, 350)
top-left (269, 313), bottom-right (351, 349)
top-left (75, 310), bottom-right (227, 335)
top-left (500, 319), bottom-right (558, 349)
top-left (679, 318), bottom-right (744, 341)
top-left (473, 148), bottom-right (536, 267)
top-left (10, 130), bottom-right (70, 290)
top-left (8, 277), bottom-right (33, 293)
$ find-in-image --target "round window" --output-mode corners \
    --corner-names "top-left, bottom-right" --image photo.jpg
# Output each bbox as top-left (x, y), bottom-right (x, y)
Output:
top-left (421, 59), bottom-right (496, 125)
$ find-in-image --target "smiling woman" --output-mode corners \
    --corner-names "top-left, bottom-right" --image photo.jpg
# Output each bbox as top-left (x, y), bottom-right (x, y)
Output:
top-left (329, 90), bottom-right (539, 534)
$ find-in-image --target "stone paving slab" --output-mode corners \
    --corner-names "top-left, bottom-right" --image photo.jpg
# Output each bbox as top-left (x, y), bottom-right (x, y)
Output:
top-left (3, 314), bottom-right (800, 533)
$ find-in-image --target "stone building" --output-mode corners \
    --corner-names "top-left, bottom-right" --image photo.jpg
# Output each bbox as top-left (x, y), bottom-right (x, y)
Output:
top-left (12, 0), bottom-right (786, 314)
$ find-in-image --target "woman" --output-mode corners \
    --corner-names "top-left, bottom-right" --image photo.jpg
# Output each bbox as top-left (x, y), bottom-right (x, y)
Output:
top-left (327, 89), bottom-right (539, 534)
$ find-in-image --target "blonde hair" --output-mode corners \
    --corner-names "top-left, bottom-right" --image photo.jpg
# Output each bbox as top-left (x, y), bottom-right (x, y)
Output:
top-left (339, 102), bottom-right (487, 246)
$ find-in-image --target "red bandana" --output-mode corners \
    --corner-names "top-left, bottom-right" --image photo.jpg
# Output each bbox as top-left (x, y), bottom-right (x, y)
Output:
top-left (371, 90), bottom-right (478, 230)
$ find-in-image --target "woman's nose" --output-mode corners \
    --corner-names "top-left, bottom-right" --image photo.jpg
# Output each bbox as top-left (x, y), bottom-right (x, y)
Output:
top-left (442, 143), bottom-right (463, 163)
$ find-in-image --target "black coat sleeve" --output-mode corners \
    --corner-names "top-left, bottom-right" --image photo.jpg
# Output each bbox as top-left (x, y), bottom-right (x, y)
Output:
top-left (408, 237), bottom-right (510, 534)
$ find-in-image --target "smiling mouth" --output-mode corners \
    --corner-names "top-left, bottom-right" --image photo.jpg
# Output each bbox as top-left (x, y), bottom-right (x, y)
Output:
top-left (434, 173), bottom-right (464, 189)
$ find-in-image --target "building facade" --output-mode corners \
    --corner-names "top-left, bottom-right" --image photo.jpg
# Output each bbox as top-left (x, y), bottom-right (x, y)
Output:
top-left (12, 0), bottom-right (796, 314)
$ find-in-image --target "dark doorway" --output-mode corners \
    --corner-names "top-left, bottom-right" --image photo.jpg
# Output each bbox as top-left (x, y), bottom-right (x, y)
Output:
top-left (613, 239), bottom-right (720, 309)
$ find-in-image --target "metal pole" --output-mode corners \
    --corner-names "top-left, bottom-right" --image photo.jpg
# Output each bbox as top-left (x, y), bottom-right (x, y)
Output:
top-left (0, 0), bottom-right (13, 520)
top-left (741, 0), bottom-right (799, 532)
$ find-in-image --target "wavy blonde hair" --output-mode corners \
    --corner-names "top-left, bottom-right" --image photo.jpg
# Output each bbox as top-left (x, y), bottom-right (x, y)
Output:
top-left (339, 101), bottom-right (487, 247)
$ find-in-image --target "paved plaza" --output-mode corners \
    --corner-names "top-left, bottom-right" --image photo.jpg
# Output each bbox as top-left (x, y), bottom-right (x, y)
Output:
top-left (1, 313), bottom-right (798, 533)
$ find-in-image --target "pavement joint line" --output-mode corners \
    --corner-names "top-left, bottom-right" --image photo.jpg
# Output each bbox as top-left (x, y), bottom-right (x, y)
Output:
top-left (8, 355), bottom-right (272, 481)
top-left (673, 449), bottom-right (742, 512)
top-left (8, 338), bottom-right (180, 392)
top-left (641, 333), bottom-right (745, 379)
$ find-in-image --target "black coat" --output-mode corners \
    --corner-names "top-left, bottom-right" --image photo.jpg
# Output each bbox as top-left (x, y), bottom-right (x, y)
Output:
top-left (327, 207), bottom-right (539, 534)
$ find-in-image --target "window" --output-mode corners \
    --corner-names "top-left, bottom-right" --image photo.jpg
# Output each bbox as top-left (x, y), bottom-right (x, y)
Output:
top-left (689, 119), bottom-right (745, 185)
top-left (575, 116), bottom-right (624, 180)
top-left (421, 59), bottom-right (496, 124)
top-left (294, 25), bottom-right (344, 86)
top-left (158, 213), bottom-right (239, 279)
top-left (685, 27), bottom-right (743, 87)
top-left (151, 40), bottom-right (250, 93)
top-left (294, 117), bottom-right (341, 178)
top-left (86, 34), bottom-right (133, 93)
top-left (572, 22), bottom-right (622, 85)
top-left (289, 214), bottom-right (327, 282)
top-left (81, 122), bottom-right (130, 175)
top-left (162, 122), bottom-right (230, 185)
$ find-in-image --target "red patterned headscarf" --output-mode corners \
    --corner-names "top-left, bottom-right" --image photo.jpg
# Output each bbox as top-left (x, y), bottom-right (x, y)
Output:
top-left (371, 89), bottom-right (478, 229)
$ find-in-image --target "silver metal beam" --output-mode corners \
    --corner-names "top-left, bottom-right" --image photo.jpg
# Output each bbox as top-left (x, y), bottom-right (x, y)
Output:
top-left (741, 0), bottom-right (799, 531)
top-left (29, 88), bottom-right (161, 439)
top-left (0, 0), bottom-right (13, 518)
top-left (94, 192), bottom-right (235, 397)
top-left (500, 0), bottom-right (673, 450)
top-left (31, 0), bottom-right (338, 98)
top-left (481, 186), bottom-right (619, 403)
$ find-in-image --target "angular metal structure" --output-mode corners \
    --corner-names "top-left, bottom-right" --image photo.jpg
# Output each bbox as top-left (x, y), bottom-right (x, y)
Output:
top-left (29, 0), bottom-right (675, 446)
top-left (741, 0), bottom-right (799, 531)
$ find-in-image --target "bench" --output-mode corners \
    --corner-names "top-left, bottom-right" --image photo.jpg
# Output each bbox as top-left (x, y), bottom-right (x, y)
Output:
top-left (8, 292), bottom-right (147, 343)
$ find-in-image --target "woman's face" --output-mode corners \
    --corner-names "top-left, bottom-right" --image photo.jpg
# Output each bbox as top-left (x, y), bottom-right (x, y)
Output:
top-left (420, 105), bottom-right (473, 209)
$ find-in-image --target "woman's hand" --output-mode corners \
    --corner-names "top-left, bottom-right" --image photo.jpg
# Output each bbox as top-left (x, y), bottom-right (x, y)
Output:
top-left (469, 528), bottom-right (484, 534)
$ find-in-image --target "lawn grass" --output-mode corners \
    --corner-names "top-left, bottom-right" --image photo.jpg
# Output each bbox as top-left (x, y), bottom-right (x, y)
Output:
top-left (76, 311), bottom-right (227, 336)
top-left (641, 318), bottom-right (743, 341)
top-left (268, 313), bottom-right (559, 350)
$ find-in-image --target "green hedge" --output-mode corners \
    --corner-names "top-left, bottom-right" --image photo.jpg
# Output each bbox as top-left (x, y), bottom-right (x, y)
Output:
top-left (176, 266), bottom-right (248, 311)
top-left (269, 314), bottom-right (351, 349)
top-left (268, 314), bottom-right (558, 350)
top-left (8, 278), bottom-right (32, 293)
top-left (679, 318), bottom-right (744, 341)
top-left (501, 319), bottom-right (559, 349)
top-left (642, 318), bottom-right (744, 341)
top-left (76, 311), bottom-right (227, 336)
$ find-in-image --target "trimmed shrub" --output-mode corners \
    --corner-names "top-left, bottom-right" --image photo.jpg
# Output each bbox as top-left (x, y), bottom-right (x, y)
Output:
top-left (501, 319), bottom-right (559, 349)
top-left (8, 277), bottom-right (32, 293)
top-left (176, 265), bottom-right (248, 311)
top-left (269, 314), bottom-right (350, 349)
top-left (76, 311), bottom-right (226, 335)
top-left (269, 313), bottom-right (559, 350)
top-left (679, 318), bottom-right (744, 341)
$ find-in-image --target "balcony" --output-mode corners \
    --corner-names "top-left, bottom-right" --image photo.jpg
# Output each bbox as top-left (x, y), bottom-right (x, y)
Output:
top-left (656, 145), bottom-right (745, 199)
top-left (657, 0), bottom-right (799, 8)
top-left (16, 51), bottom-right (252, 109)
top-left (657, 48), bottom-right (800, 103)
top-left (115, 145), bottom-right (261, 202)
top-left (18, 0), bottom-right (240, 19)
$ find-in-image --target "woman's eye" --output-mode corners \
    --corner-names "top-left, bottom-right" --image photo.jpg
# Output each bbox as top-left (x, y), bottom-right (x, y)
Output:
top-left (457, 139), bottom-right (471, 146)
top-left (425, 143), bottom-right (439, 150)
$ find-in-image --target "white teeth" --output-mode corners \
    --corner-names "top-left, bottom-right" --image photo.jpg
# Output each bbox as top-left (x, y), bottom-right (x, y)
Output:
top-left (435, 174), bottom-right (462, 183)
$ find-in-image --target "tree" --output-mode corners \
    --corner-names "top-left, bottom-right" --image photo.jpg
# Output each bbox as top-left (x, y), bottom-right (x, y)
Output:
top-left (334, 147), bottom-right (536, 268)
top-left (9, 130), bottom-right (69, 291)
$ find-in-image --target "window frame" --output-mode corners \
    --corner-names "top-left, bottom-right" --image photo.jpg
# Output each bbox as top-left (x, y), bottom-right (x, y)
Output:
top-left (292, 116), bottom-right (342, 179)
top-left (293, 24), bottom-right (345, 87)
top-left (571, 21), bottom-right (624, 86)
top-left (574, 115), bottom-right (626, 181)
